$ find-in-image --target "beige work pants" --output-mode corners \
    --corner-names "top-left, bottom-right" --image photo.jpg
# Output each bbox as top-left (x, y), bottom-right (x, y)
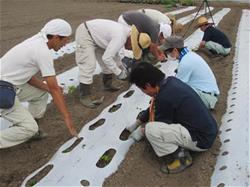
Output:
top-left (75, 23), bottom-right (122, 85)
top-left (0, 83), bottom-right (48, 148)
top-left (145, 122), bottom-right (206, 157)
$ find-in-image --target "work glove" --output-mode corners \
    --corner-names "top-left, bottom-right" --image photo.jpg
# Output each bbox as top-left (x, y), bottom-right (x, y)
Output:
top-left (117, 69), bottom-right (128, 80)
top-left (129, 126), bottom-right (144, 141)
top-left (126, 119), bottom-right (142, 133)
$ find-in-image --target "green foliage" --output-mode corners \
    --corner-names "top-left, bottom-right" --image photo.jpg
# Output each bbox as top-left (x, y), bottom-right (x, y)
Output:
top-left (101, 155), bottom-right (111, 162)
top-left (163, 0), bottom-right (178, 9)
top-left (180, 0), bottom-right (195, 6)
top-left (68, 85), bottom-right (77, 94)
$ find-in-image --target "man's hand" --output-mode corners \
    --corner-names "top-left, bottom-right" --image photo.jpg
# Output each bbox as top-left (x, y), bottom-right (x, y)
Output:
top-left (199, 41), bottom-right (206, 48)
top-left (126, 119), bottom-right (142, 132)
top-left (117, 69), bottom-right (128, 80)
top-left (64, 116), bottom-right (78, 138)
top-left (129, 126), bottom-right (145, 141)
top-left (157, 51), bottom-right (167, 62)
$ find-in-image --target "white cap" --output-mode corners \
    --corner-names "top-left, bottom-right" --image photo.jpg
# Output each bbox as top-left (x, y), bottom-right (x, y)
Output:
top-left (159, 23), bottom-right (172, 39)
top-left (41, 19), bottom-right (72, 37)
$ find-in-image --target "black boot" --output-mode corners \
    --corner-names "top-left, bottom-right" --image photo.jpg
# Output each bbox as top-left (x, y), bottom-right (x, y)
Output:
top-left (103, 74), bottom-right (120, 92)
top-left (79, 83), bottom-right (102, 109)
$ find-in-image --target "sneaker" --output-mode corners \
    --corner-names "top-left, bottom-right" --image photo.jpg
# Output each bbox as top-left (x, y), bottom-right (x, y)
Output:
top-left (30, 130), bottom-right (48, 141)
top-left (161, 148), bottom-right (192, 174)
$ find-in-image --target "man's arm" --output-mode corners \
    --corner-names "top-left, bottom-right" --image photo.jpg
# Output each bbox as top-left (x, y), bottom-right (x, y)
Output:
top-left (28, 76), bottom-right (50, 92)
top-left (149, 43), bottom-right (166, 61)
top-left (44, 76), bottom-right (78, 137)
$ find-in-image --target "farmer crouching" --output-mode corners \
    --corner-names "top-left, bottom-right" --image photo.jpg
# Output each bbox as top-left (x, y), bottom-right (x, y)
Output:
top-left (0, 19), bottom-right (78, 149)
top-left (126, 62), bottom-right (218, 173)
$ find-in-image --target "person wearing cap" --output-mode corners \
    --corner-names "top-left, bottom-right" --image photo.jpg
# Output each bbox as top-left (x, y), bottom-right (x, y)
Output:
top-left (160, 36), bottom-right (220, 109)
top-left (126, 62), bottom-right (218, 174)
top-left (118, 11), bottom-right (166, 63)
top-left (75, 19), bottom-right (130, 108)
top-left (197, 16), bottom-right (231, 57)
top-left (0, 19), bottom-right (78, 149)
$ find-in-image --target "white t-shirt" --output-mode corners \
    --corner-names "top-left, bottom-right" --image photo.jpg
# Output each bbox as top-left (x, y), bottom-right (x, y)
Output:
top-left (0, 35), bottom-right (55, 85)
top-left (138, 9), bottom-right (171, 25)
top-left (86, 19), bottom-right (130, 75)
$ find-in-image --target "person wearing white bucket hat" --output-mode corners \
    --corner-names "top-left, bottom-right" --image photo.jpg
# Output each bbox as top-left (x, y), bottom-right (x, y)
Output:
top-left (0, 19), bottom-right (78, 149)
top-left (118, 11), bottom-right (166, 64)
top-left (137, 8), bottom-right (173, 42)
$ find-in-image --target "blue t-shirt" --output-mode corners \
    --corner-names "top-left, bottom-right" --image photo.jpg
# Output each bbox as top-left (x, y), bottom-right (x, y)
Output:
top-left (176, 51), bottom-right (220, 95)
top-left (140, 77), bottom-right (218, 149)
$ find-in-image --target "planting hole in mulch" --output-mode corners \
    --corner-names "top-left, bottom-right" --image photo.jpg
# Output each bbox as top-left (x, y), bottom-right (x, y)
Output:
top-left (123, 90), bottom-right (135, 98)
top-left (89, 118), bottom-right (105, 130)
top-left (96, 148), bottom-right (116, 168)
top-left (108, 103), bottom-right (122, 113)
top-left (25, 164), bottom-right (53, 187)
top-left (119, 128), bottom-right (131, 141)
top-left (219, 165), bottom-right (227, 170)
top-left (217, 183), bottom-right (225, 187)
top-left (222, 151), bottom-right (229, 156)
top-left (80, 180), bottom-right (90, 186)
top-left (62, 137), bottom-right (83, 153)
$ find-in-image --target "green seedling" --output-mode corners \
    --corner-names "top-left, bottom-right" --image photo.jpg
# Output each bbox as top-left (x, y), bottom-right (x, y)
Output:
top-left (101, 155), bottom-right (112, 162)
top-left (68, 85), bottom-right (77, 94)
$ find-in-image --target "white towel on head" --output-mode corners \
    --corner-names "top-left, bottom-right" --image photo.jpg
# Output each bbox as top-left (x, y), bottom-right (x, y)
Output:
top-left (41, 18), bottom-right (72, 37)
top-left (27, 18), bottom-right (72, 43)
top-left (160, 23), bottom-right (172, 39)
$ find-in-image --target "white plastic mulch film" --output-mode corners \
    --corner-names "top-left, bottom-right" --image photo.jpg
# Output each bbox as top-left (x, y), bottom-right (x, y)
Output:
top-left (211, 9), bottom-right (250, 187)
top-left (20, 8), bottom-right (234, 187)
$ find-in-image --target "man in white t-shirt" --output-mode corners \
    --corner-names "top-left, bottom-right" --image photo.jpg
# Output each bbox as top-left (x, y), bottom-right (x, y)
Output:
top-left (0, 19), bottom-right (78, 149)
top-left (75, 19), bottom-right (135, 108)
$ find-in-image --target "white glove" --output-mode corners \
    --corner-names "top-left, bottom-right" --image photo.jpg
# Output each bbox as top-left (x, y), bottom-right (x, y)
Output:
top-left (129, 126), bottom-right (144, 141)
top-left (126, 120), bottom-right (141, 132)
top-left (117, 69), bottom-right (128, 80)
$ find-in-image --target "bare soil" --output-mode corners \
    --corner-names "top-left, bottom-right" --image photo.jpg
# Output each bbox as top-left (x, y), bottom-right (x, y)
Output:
top-left (0, 1), bottom-right (249, 187)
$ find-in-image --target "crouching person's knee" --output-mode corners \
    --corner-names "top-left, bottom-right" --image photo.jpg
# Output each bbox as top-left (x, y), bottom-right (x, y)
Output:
top-left (145, 122), bottom-right (162, 141)
top-left (23, 117), bottom-right (39, 137)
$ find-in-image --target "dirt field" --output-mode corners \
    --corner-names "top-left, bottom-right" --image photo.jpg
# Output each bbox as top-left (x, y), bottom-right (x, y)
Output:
top-left (0, 0), bottom-right (249, 187)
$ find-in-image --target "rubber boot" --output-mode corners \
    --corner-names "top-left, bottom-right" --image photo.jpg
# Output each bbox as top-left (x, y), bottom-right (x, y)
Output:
top-left (79, 83), bottom-right (98, 109)
top-left (103, 74), bottom-right (120, 92)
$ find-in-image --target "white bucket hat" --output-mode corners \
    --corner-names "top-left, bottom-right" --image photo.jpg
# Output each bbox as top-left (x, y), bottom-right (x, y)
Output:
top-left (159, 23), bottom-right (172, 39)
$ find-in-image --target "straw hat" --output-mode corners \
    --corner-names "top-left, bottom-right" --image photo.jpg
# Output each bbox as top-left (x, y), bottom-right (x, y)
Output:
top-left (131, 25), bottom-right (151, 60)
top-left (197, 17), bottom-right (209, 27)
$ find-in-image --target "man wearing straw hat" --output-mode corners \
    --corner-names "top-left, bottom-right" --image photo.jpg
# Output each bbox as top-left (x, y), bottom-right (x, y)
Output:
top-left (197, 16), bottom-right (231, 57)
top-left (118, 11), bottom-right (166, 64)
top-left (0, 19), bottom-right (78, 148)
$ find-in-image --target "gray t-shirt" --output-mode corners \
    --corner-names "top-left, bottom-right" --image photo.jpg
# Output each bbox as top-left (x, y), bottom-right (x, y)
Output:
top-left (122, 11), bottom-right (160, 43)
